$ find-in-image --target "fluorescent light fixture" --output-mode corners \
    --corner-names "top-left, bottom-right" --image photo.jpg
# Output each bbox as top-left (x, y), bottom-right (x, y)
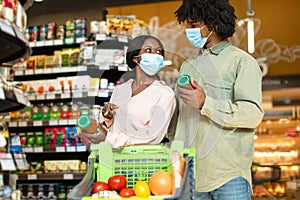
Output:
top-left (34, 0), bottom-right (43, 2)
top-left (247, 18), bottom-right (255, 54)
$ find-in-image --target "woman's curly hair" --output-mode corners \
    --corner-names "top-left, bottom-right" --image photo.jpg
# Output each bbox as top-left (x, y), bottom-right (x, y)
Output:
top-left (175, 0), bottom-right (237, 40)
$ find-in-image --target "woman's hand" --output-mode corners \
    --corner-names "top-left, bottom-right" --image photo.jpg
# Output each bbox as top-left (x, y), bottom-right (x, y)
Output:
top-left (102, 103), bottom-right (118, 128)
top-left (81, 124), bottom-right (107, 144)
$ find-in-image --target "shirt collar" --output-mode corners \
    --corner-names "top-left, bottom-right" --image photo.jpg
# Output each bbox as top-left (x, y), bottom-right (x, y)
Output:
top-left (200, 40), bottom-right (230, 55)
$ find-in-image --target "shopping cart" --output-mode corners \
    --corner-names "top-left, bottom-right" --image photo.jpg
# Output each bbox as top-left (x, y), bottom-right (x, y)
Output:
top-left (68, 140), bottom-right (195, 200)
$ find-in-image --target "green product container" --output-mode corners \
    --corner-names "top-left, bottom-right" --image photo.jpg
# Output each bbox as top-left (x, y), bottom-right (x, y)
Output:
top-left (177, 74), bottom-right (191, 88)
top-left (77, 114), bottom-right (91, 129)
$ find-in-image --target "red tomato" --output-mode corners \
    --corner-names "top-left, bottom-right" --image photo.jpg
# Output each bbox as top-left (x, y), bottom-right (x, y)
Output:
top-left (120, 188), bottom-right (135, 198)
top-left (92, 181), bottom-right (109, 194)
top-left (108, 175), bottom-right (127, 191)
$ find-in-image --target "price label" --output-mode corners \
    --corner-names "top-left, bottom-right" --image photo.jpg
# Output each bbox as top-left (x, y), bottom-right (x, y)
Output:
top-left (18, 121), bottom-right (27, 127)
top-left (35, 69), bottom-right (44, 74)
top-left (65, 38), bottom-right (74, 44)
top-left (36, 41), bottom-right (45, 47)
top-left (28, 95), bottom-right (35, 100)
top-left (98, 90), bottom-right (109, 98)
top-left (36, 95), bottom-right (45, 100)
top-left (45, 40), bottom-right (54, 46)
top-left (87, 91), bottom-right (97, 97)
top-left (118, 35), bottom-right (128, 43)
top-left (34, 147), bottom-right (43, 153)
top-left (63, 174), bottom-right (74, 180)
top-left (59, 120), bottom-right (68, 125)
top-left (66, 146), bottom-right (76, 152)
top-left (68, 119), bottom-right (77, 125)
top-left (76, 37), bottom-right (85, 43)
top-left (77, 66), bottom-right (87, 71)
top-left (24, 147), bottom-right (34, 153)
top-left (29, 41), bottom-right (36, 47)
top-left (52, 68), bottom-right (60, 73)
top-left (73, 92), bottom-right (83, 98)
top-left (9, 121), bottom-right (17, 127)
top-left (96, 34), bottom-right (106, 41)
top-left (99, 64), bottom-right (110, 70)
top-left (14, 70), bottom-right (23, 76)
top-left (49, 120), bottom-right (58, 126)
top-left (44, 68), bottom-right (52, 74)
top-left (118, 65), bottom-right (129, 71)
top-left (56, 147), bottom-right (65, 152)
top-left (46, 94), bottom-right (55, 99)
top-left (54, 39), bottom-right (63, 45)
top-left (61, 93), bottom-right (71, 99)
top-left (25, 70), bottom-right (34, 75)
top-left (27, 174), bottom-right (37, 180)
top-left (33, 121), bottom-right (43, 126)
top-left (76, 146), bottom-right (87, 152)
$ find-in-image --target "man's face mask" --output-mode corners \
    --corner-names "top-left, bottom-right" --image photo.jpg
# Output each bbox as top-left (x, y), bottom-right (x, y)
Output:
top-left (185, 26), bottom-right (212, 48)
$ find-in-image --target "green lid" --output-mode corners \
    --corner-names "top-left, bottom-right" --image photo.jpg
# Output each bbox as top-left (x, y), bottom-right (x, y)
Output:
top-left (177, 74), bottom-right (191, 87)
top-left (77, 114), bottom-right (91, 129)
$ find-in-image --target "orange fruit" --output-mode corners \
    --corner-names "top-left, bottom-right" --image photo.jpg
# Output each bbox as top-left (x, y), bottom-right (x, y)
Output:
top-left (133, 181), bottom-right (150, 198)
top-left (149, 170), bottom-right (172, 195)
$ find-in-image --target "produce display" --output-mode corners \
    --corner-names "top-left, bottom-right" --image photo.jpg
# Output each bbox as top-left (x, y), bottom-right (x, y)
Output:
top-left (68, 141), bottom-right (195, 199)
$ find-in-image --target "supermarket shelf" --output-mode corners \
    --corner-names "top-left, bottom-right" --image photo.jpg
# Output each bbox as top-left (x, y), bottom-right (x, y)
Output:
top-left (14, 65), bottom-right (129, 77)
top-left (16, 172), bottom-right (86, 181)
top-left (8, 119), bottom-right (78, 127)
top-left (0, 17), bottom-right (31, 64)
top-left (23, 146), bottom-right (87, 153)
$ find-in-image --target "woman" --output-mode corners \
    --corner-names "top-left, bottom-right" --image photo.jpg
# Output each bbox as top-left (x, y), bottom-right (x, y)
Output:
top-left (81, 35), bottom-right (176, 148)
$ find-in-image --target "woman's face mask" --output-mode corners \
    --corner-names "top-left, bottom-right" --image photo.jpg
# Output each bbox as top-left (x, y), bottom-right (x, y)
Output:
top-left (185, 26), bottom-right (212, 48)
top-left (136, 53), bottom-right (164, 76)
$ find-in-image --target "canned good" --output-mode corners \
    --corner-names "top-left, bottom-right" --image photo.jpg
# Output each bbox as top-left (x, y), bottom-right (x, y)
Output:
top-left (75, 18), bottom-right (87, 29)
top-left (75, 29), bottom-right (86, 38)
top-left (66, 19), bottom-right (75, 30)
top-left (90, 21), bottom-right (99, 34)
top-left (91, 105), bottom-right (101, 118)
top-left (56, 25), bottom-right (65, 39)
top-left (47, 22), bottom-right (56, 40)
top-left (39, 25), bottom-right (48, 41)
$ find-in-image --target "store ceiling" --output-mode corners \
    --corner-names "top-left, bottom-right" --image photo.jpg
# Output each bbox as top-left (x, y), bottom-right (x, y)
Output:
top-left (21, 0), bottom-right (178, 14)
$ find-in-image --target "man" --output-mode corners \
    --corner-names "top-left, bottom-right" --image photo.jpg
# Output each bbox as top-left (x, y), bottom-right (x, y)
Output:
top-left (173, 0), bottom-right (264, 199)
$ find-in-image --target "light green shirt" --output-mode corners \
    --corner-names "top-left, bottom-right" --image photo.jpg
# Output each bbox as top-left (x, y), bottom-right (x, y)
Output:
top-left (174, 41), bottom-right (264, 192)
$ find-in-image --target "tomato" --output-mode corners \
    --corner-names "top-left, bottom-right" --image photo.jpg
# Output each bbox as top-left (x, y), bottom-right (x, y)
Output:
top-left (108, 175), bottom-right (127, 191)
top-left (149, 170), bottom-right (172, 195)
top-left (119, 188), bottom-right (135, 198)
top-left (92, 181), bottom-right (109, 194)
top-left (134, 181), bottom-right (150, 198)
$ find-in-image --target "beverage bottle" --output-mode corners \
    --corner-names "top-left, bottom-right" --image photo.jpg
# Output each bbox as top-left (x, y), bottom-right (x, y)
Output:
top-left (176, 74), bottom-right (194, 89)
top-left (77, 114), bottom-right (99, 134)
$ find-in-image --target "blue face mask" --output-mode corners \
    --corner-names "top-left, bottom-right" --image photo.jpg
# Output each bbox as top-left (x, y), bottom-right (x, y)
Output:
top-left (185, 27), bottom-right (212, 48)
top-left (138, 53), bottom-right (164, 76)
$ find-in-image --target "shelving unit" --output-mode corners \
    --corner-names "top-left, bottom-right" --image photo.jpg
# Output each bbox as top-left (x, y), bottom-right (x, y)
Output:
top-left (5, 34), bottom-right (129, 194)
top-left (253, 105), bottom-right (300, 198)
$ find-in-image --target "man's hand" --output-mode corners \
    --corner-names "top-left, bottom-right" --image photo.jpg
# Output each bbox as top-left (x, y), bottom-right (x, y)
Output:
top-left (176, 79), bottom-right (206, 109)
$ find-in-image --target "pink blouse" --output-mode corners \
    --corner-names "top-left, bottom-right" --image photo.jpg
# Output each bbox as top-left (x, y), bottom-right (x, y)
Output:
top-left (105, 79), bottom-right (176, 148)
